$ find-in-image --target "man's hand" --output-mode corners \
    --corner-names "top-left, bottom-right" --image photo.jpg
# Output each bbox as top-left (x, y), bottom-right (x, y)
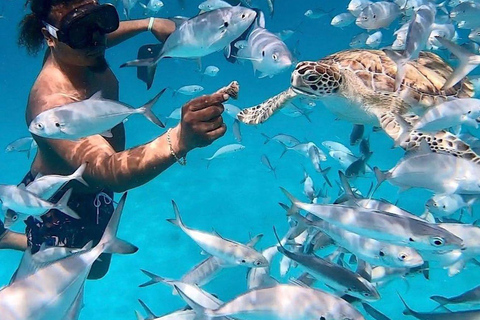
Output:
top-left (172, 92), bottom-right (229, 156)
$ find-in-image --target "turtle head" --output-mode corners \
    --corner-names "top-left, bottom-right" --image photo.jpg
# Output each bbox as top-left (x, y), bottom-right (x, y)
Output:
top-left (291, 61), bottom-right (342, 97)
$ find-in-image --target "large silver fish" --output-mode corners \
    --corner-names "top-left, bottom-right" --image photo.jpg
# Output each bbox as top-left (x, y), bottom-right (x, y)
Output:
top-left (121, 7), bottom-right (257, 88)
top-left (282, 188), bottom-right (464, 251)
top-left (356, 1), bottom-right (401, 30)
top-left (0, 193), bottom-right (137, 320)
top-left (176, 284), bottom-right (366, 320)
top-left (29, 90), bottom-right (165, 140)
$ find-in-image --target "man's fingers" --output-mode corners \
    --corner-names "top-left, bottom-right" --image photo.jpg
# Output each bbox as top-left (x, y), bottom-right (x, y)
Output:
top-left (206, 123), bottom-right (227, 140)
top-left (188, 93), bottom-right (229, 112)
top-left (205, 115), bottom-right (224, 132)
top-left (193, 104), bottom-right (224, 122)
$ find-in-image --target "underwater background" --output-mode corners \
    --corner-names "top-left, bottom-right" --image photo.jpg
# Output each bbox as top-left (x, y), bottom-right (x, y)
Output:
top-left (1, 0), bottom-right (480, 319)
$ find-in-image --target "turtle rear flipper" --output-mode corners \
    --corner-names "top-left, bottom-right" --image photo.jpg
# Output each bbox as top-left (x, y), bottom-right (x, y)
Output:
top-left (237, 88), bottom-right (298, 125)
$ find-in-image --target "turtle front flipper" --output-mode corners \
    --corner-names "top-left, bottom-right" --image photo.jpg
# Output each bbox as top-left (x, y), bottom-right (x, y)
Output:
top-left (378, 110), bottom-right (480, 162)
top-left (237, 87), bottom-right (298, 125)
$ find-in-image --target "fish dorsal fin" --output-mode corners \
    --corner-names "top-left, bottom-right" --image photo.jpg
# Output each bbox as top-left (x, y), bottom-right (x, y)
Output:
top-left (246, 233), bottom-right (263, 247)
top-left (170, 16), bottom-right (189, 28)
top-left (89, 91), bottom-right (103, 100)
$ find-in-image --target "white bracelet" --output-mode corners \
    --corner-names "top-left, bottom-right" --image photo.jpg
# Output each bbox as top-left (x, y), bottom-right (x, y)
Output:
top-left (147, 17), bottom-right (155, 32)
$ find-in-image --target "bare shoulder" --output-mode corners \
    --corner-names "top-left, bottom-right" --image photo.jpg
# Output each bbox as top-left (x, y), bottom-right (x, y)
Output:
top-left (27, 66), bottom-right (81, 124)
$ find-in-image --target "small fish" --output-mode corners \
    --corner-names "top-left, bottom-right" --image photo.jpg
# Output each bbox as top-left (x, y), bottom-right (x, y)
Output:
top-left (331, 12), bottom-right (356, 28)
top-left (139, 0), bottom-right (163, 15)
top-left (0, 187), bottom-right (79, 222)
top-left (350, 124), bottom-right (365, 145)
top-left (322, 140), bottom-right (354, 155)
top-left (205, 143), bottom-right (245, 166)
top-left (348, 0), bottom-right (372, 17)
top-left (261, 154), bottom-right (276, 178)
top-left (174, 85), bottom-right (204, 96)
top-left (166, 107), bottom-right (182, 122)
top-left (469, 28), bottom-right (480, 43)
top-left (262, 133), bottom-right (300, 147)
top-left (203, 65), bottom-right (220, 77)
top-left (385, 4), bottom-right (436, 90)
top-left (167, 201), bottom-right (268, 267)
top-left (235, 12), bottom-right (293, 78)
top-left (366, 31), bottom-right (382, 48)
top-left (5, 137), bottom-right (37, 158)
top-left (356, 2), bottom-right (401, 30)
top-left (304, 8), bottom-right (333, 19)
top-left (350, 32), bottom-right (369, 48)
top-left (122, 0), bottom-right (138, 19)
top-left (29, 90), bottom-right (165, 140)
top-left (425, 194), bottom-right (477, 218)
top-left (232, 119), bottom-right (242, 142)
top-left (198, 0), bottom-right (232, 11)
top-left (431, 284), bottom-right (480, 306)
top-left (224, 103), bottom-right (242, 119)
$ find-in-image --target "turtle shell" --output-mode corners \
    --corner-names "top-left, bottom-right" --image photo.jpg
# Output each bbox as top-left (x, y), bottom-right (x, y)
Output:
top-left (319, 49), bottom-right (474, 107)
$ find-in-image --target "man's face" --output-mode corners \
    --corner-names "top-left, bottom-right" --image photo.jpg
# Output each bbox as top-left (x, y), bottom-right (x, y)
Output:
top-left (46, 1), bottom-right (116, 70)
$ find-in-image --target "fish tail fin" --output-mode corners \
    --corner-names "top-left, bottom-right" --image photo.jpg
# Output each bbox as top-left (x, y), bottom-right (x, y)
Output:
top-left (397, 293), bottom-right (415, 316)
top-left (54, 189), bottom-right (80, 219)
top-left (372, 167), bottom-right (389, 198)
top-left (430, 295), bottom-right (450, 306)
top-left (121, 44), bottom-right (164, 89)
top-left (320, 166), bottom-right (332, 187)
top-left (134, 311), bottom-right (144, 320)
top-left (174, 284), bottom-right (210, 319)
top-left (166, 200), bottom-right (186, 229)
top-left (279, 187), bottom-right (302, 213)
top-left (384, 49), bottom-right (407, 91)
top-left (100, 193), bottom-right (138, 254)
top-left (137, 299), bottom-right (158, 319)
top-left (139, 88), bottom-right (167, 128)
top-left (279, 141), bottom-right (288, 158)
top-left (436, 36), bottom-right (480, 89)
top-left (261, 133), bottom-right (271, 144)
top-left (139, 269), bottom-right (165, 287)
top-left (338, 170), bottom-right (356, 199)
top-left (70, 163), bottom-right (89, 187)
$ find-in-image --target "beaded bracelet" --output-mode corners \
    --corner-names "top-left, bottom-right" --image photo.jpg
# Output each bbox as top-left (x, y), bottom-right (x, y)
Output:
top-left (167, 128), bottom-right (186, 166)
top-left (147, 17), bottom-right (155, 32)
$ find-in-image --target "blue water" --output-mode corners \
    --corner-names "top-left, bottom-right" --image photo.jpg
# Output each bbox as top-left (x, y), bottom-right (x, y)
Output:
top-left (1, 0), bottom-right (480, 319)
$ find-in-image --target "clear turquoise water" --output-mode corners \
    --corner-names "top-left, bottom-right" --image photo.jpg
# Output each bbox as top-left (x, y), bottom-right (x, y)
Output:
top-left (1, 0), bottom-right (480, 319)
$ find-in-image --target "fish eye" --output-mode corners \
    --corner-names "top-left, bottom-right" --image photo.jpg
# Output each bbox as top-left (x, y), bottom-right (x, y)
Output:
top-left (398, 252), bottom-right (408, 260)
top-left (442, 205), bottom-right (446, 209)
top-left (241, 13), bottom-right (246, 19)
top-left (379, 250), bottom-right (385, 257)
top-left (467, 110), bottom-right (472, 114)
top-left (372, 14), bottom-right (376, 19)
top-left (241, 259), bottom-right (246, 263)
top-left (430, 237), bottom-right (445, 247)
top-left (224, 21), bottom-right (229, 28)
top-left (55, 122), bottom-right (61, 127)
top-left (12, 215), bottom-right (18, 221)
top-left (363, 292), bottom-right (371, 297)
top-left (433, 202), bottom-right (438, 207)
top-left (262, 50), bottom-right (265, 57)
top-left (272, 53), bottom-right (278, 60)
top-left (254, 261), bottom-right (262, 266)
top-left (35, 123), bottom-right (44, 130)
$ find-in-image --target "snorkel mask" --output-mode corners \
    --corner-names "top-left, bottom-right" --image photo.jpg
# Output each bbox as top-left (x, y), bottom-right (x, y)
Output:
top-left (43, 3), bottom-right (119, 49)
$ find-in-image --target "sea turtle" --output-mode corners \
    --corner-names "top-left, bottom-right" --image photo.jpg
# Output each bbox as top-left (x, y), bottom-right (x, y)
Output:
top-left (236, 49), bottom-right (480, 162)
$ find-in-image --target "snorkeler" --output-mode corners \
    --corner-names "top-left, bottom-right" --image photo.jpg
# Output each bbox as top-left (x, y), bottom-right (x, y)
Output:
top-left (16, 0), bottom-right (228, 279)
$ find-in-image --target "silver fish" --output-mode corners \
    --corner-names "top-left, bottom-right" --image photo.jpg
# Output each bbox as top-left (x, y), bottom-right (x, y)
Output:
top-left (176, 284), bottom-right (366, 320)
top-left (198, 0), bottom-right (232, 11)
top-left (29, 90), bottom-right (165, 140)
top-left (121, 7), bottom-right (257, 87)
top-left (282, 188), bottom-right (464, 251)
top-left (235, 14), bottom-right (292, 78)
top-left (414, 98), bottom-right (480, 131)
top-left (0, 193), bottom-right (136, 320)
top-left (167, 201), bottom-right (268, 267)
top-left (331, 12), bottom-right (356, 28)
top-left (385, 4), bottom-right (435, 90)
top-left (356, 2), bottom-right (401, 30)
top-left (5, 137), bottom-right (37, 158)
top-left (431, 284), bottom-right (480, 306)
top-left (232, 119), bottom-right (242, 142)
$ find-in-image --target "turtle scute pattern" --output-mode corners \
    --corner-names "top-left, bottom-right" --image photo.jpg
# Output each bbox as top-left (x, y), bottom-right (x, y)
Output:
top-left (320, 49), bottom-right (474, 107)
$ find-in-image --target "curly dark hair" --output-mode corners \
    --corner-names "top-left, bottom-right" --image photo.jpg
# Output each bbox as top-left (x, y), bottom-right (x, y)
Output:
top-left (18, 0), bottom-right (86, 55)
